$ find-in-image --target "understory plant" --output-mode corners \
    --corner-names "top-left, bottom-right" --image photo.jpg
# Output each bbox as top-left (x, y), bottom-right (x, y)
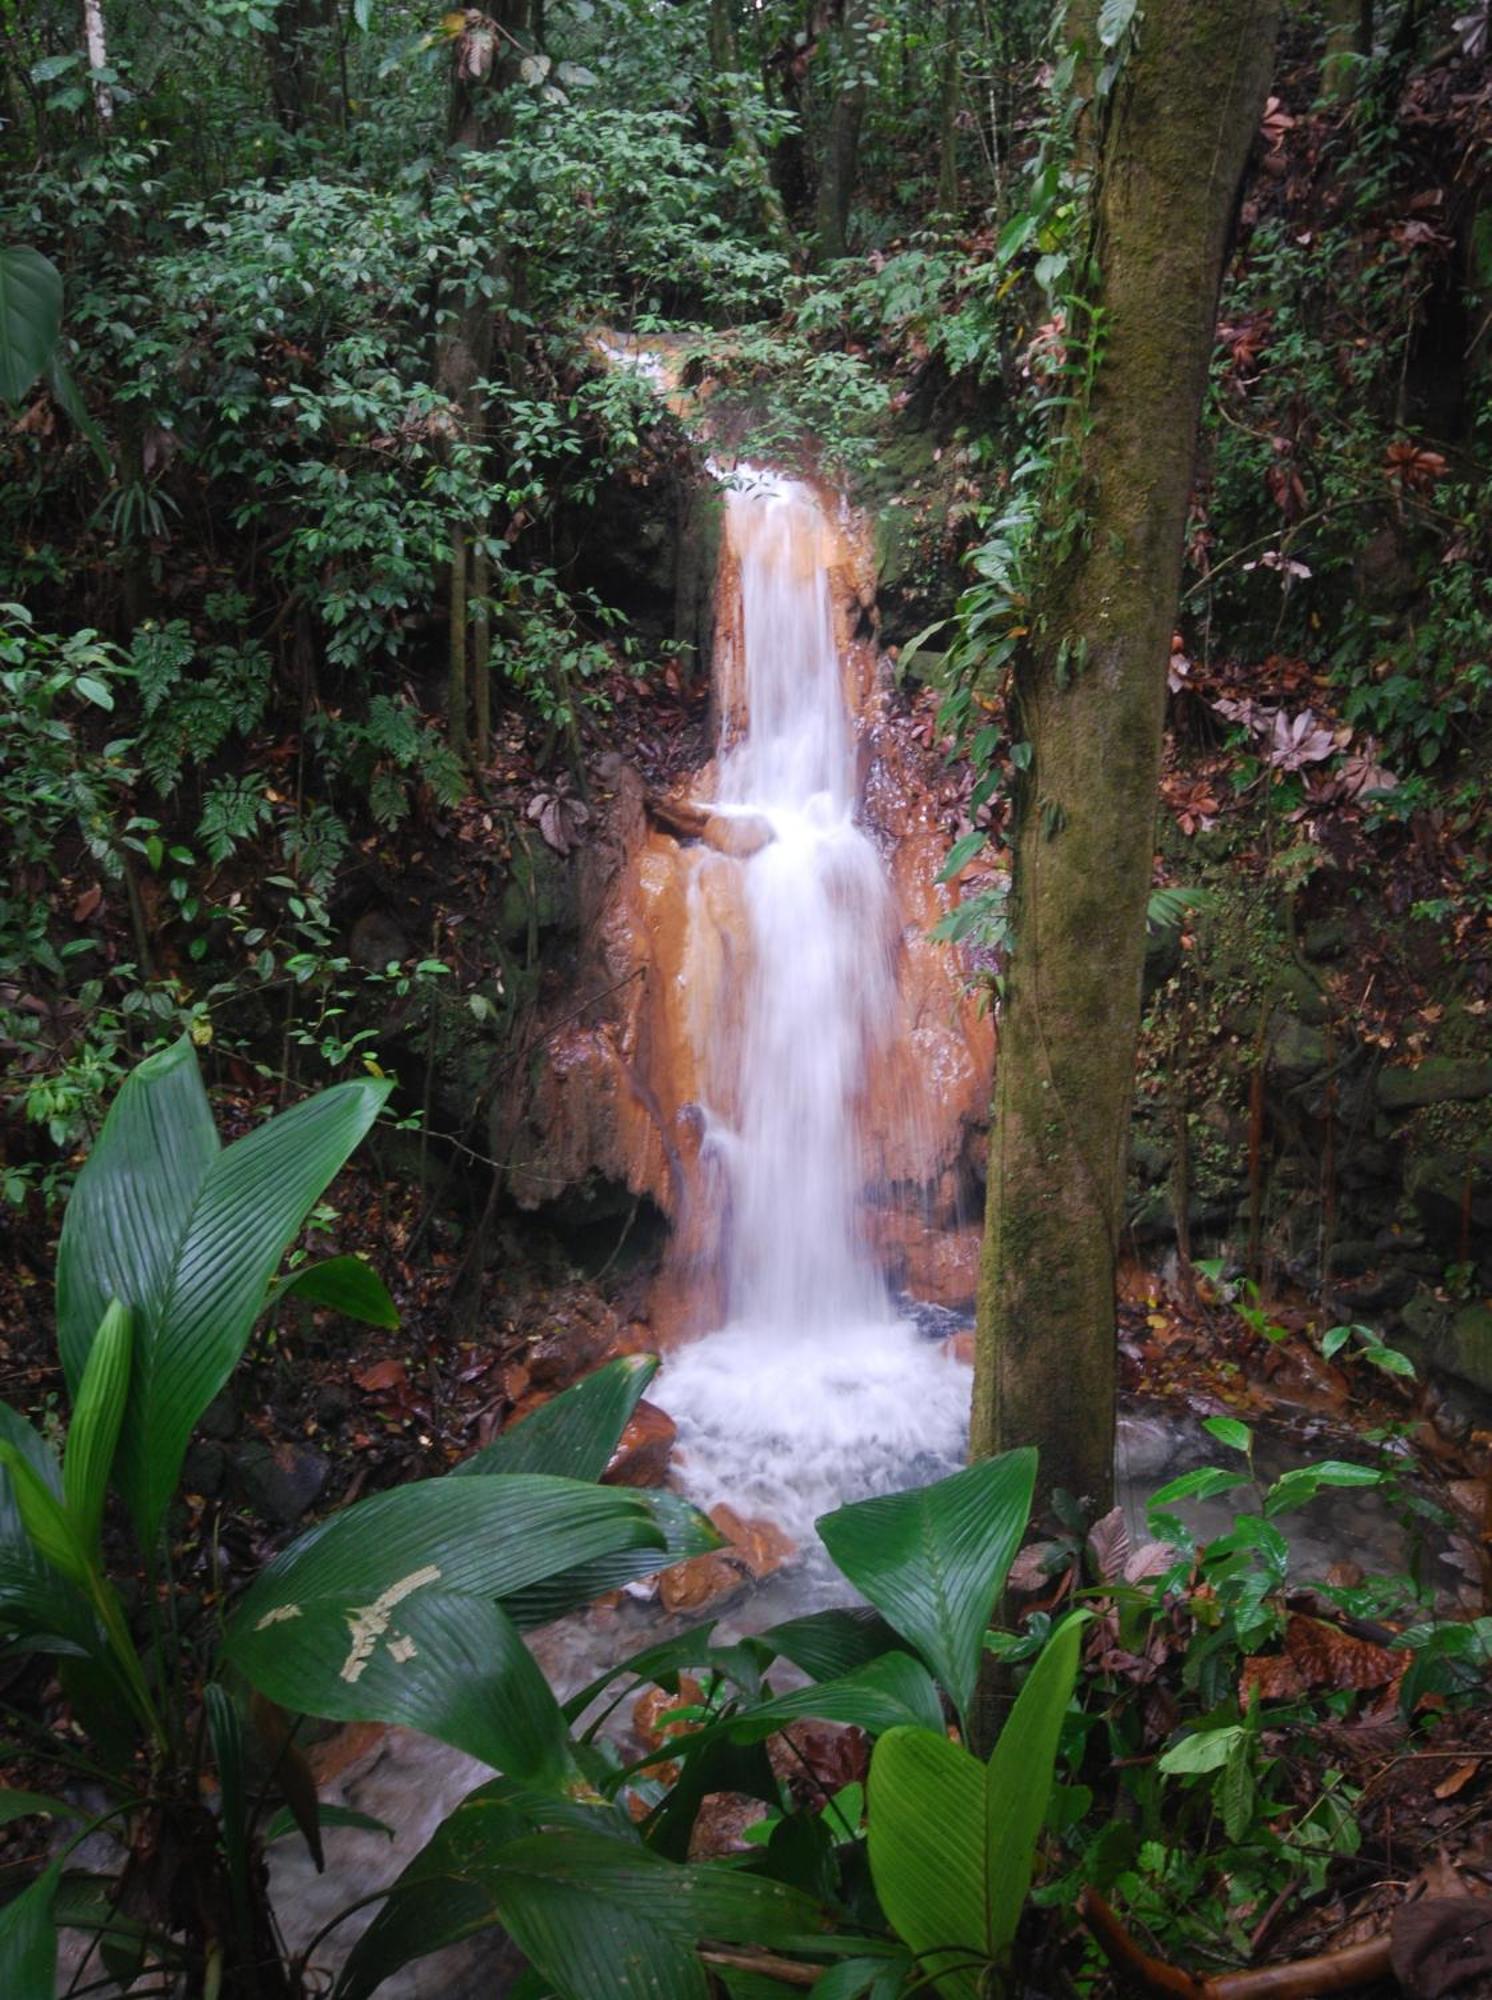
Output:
top-left (0, 1043), bottom-right (1087, 1998)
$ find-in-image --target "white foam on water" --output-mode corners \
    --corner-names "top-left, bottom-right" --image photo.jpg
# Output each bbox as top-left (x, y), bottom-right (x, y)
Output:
top-left (660, 466), bottom-right (972, 1548)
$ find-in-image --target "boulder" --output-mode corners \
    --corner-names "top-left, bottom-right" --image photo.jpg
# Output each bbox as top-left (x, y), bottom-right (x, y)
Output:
top-left (1376, 1059), bottom-right (1492, 1114)
top-left (231, 1440), bottom-right (329, 1526)
top-left (602, 1400), bottom-right (676, 1487)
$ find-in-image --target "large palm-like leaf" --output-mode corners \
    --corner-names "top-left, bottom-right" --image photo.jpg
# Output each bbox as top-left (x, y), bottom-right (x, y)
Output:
top-left (56, 1040), bottom-right (388, 1543)
top-left (454, 1352), bottom-right (659, 1483)
top-left (0, 247), bottom-right (62, 404)
top-left (223, 1474), bottom-right (665, 1775)
top-left (817, 1450), bottom-right (1036, 1726)
top-left (866, 1614), bottom-right (1087, 1998)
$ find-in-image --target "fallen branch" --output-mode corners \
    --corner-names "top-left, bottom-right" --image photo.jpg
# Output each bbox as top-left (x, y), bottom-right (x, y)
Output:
top-left (699, 1947), bottom-right (821, 1987)
top-left (1078, 1888), bottom-right (1393, 1999)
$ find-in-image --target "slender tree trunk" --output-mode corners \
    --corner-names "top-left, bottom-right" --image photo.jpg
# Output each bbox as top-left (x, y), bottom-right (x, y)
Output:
top-left (266, 0), bottom-right (344, 134)
top-left (813, 0), bottom-right (868, 262)
top-left (81, 0), bottom-right (112, 125)
top-left (936, 0), bottom-right (961, 215)
top-left (472, 534), bottom-right (492, 766)
top-left (1323, 0), bottom-right (1372, 97)
top-left (709, 0), bottom-right (798, 260)
top-left (969, 1), bottom-right (1280, 1527)
top-left (449, 525), bottom-right (469, 758)
top-left (436, 5), bottom-right (531, 759)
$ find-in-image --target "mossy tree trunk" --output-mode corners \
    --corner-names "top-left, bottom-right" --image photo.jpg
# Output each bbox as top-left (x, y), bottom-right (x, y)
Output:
top-left (814, 0), bottom-right (869, 262)
top-left (709, 0), bottom-right (798, 260)
top-left (437, 4), bottom-right (531, 759)
top-left (969, 1), bottom-right (1280, 1524)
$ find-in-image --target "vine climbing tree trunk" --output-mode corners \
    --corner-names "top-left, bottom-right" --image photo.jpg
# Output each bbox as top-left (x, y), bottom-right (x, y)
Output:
top-left (969, 1), bottom-right (1280, 1531)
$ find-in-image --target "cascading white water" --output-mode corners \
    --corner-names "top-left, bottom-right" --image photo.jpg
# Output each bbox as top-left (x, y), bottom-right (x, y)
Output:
top-left (660, 468), bottom-right (970, 1546)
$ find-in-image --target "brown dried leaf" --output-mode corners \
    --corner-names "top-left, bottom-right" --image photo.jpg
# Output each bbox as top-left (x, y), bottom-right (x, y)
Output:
top-left (1284, 1612), bottom-right (1401, 1690)
top-left (1087, 1506), bottom-right (1131, 1584)
top-left (1391, 1896), bottom-right (1492, 2000)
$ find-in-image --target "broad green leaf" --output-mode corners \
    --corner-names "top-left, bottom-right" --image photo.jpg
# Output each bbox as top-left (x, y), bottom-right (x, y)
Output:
top-left (937, 830), bottom-right (986, 884)
top-left (563, 1621), bottom-right (722, 1726)
top-left (984, 1611), bottom-right (1087, 1957)
top-left (867, 1728), bottom-right (986, 2000)
top-left (1146, 1466), bottom-right (1250, 1514)
top-left (334, 1783), bottom-right (546, 1999)
top-left (45, 355), bottom-right (109, 470)
top-left (1157, 1725), bottom-right (1246, 1776)
top-left (760, 1608), bottom-right (903, 1683)
top-left (502, 1489), bottom-right (721, 1629)
top-left (0, 248), bottom-right (62, 405)
top-left (818, 1450), bottom-right (1035, 1724)
top-left (868, 1618), bottom-right (1086, 1996)
top-left (1201, 1416), bottom-right (1251, 1456)
top-left (1263, 1461), bottom-right (1382, 1517)
top-left (0, 1446), bottom-right (92, 1589)
top-left (484, 1831), bottom-right (825, 2000)
top-left (0, 1861), bottom-right (58, 2000)
top-left (57, 1039), bottom-right (389, 1543)
top-left (205, 1684), bottom-right (250, 1918)
top-left (268, 1256), bottom-right (398, 1329)
top-left (62, 1302), bottom-right (131, 1553)
top-left (721, 1653), bottom-right (946, 1743)
top-left (455, 1352), bottom-right (659, 1482)
top-left (224, 1475), bottom-right (663, 1774)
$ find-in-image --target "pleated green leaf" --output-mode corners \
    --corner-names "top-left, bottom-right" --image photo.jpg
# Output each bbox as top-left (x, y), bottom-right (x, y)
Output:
top-left (866, 1728), bottom-right (987, 2000)
top-left (0, 247), bottom-right (62, 404)
top-left (562, 1621), bottom-right (724, 1726)
top-left (224, 1475), bottom-right (663, 1773)
top-left (57, 1039), bottom-right (389, 1544)
top-left (333, 1784), bottom-right (535, 1999)
top-left (867, 1615), bottom-right (1089, 1998)
top-left (759, 1607), bottom-right (904, 1683)
top-left (267, 1255), bottom-right (399, 1329)
top-left (984, 1611), bottom-right (1088, 1959)
top-left (721, 1653), bottom-right (946, 1743)
top-left (486, 1831), bottom-right (825, 2000)
top-left (502, 1489), bottom-right (723, 1629)
top-left (0, 1860), bottom-right (58, 2000)
top-left (817, 1449), bottom-right (1036, 1723)
top-left (62, 1301), bottom-right (131, 1554)
top-left (454, 1352), bottom-right (659, 1482)
top-left (0, 1447), bottom-right (92, 1589)
top-left (0, 1407), bottom-right (111, 1658)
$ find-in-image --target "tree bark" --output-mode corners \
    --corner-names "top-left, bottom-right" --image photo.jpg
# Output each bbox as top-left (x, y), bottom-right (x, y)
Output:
top-left (709, 0), bottom-right (798, 260)
top-left (969, 1), bottom-right (1280, 1523)
top-left (436, 4), bottom-right (531, 758)
top-left (813, 0), bottom-right (868, 262)
top-left (81, 0), bottom-right (113, 125)
top-left (936, 0), bottom-right (960, 216)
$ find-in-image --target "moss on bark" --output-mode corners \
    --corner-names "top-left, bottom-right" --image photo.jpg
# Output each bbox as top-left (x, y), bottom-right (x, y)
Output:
top-left (971, 1), bottom-right (1282, 1519)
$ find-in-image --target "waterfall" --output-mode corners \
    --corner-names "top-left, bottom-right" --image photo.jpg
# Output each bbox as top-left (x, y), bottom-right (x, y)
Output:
top-left (660, 468), bottom-right (970, 1546)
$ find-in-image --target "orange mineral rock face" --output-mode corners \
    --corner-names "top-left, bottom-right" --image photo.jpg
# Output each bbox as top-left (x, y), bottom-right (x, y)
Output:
top-left (506, 461), bottom-right (993, 1332)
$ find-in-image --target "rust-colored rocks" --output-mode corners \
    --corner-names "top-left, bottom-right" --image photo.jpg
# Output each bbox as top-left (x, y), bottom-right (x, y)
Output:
top-left (687, 1791), bottom-right (770, 1858)
top-left (602, 1399), bottom-right (677, 1487)
top-left (657, 1502), bottom-right (798, 1613)
top-left (646, 793), bottom-right (775, 860)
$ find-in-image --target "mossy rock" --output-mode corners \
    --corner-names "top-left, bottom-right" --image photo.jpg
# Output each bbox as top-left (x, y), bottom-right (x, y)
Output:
top-left (1397, 1288), bottom-right (1492, 1400)
top-left (499, 840), bottom-right (578, 948)
top-left (1377, 1057), bottom-right (1492, 1113)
